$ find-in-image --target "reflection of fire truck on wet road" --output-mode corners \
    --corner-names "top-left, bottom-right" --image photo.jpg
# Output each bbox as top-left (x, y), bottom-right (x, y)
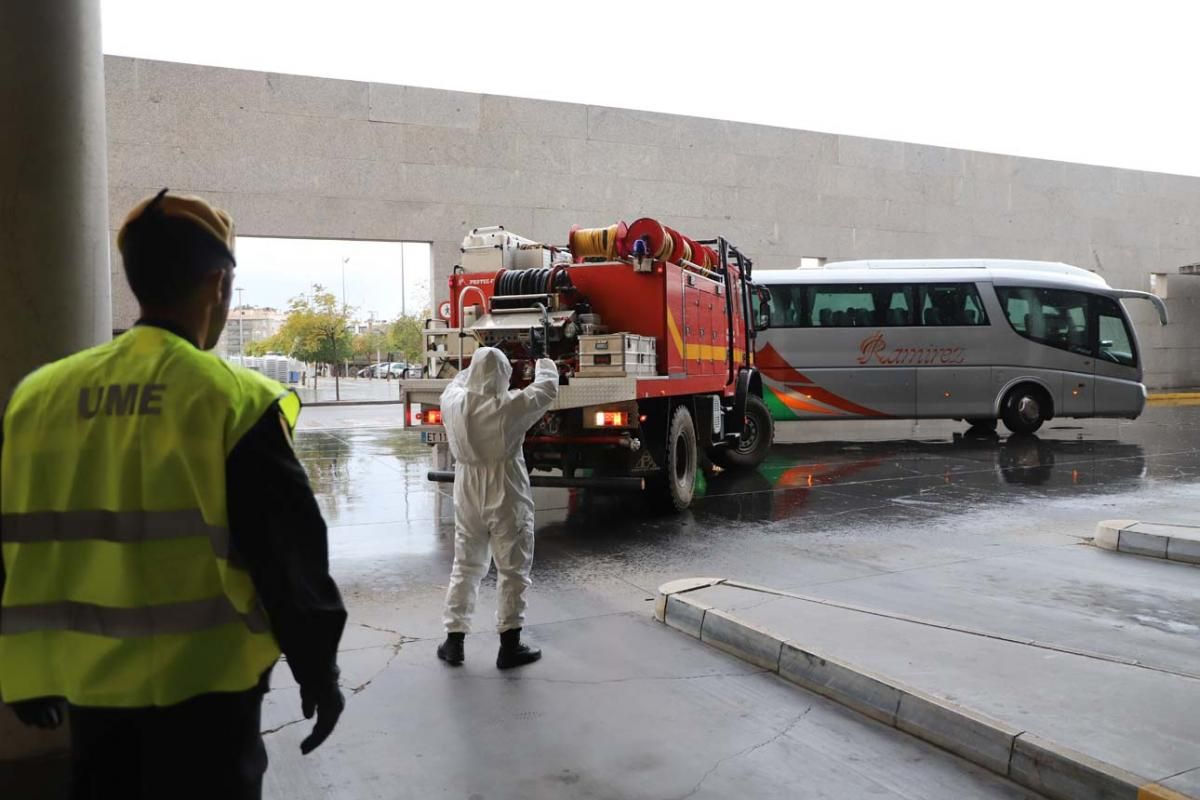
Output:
top-left (403, 220), bottom-right (775, 510)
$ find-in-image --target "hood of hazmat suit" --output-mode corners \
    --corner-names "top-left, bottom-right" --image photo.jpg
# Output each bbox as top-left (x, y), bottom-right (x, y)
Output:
top-left (438, 347), bottom-right (559, 634)
top-left (440, 347), bottom-right (557, 465)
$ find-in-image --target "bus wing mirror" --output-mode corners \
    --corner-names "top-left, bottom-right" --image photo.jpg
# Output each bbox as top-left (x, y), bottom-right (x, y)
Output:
top-left (755, 288), bottom-right (772, 331)
top-left (1111, 290), bottom-right (1169, 325)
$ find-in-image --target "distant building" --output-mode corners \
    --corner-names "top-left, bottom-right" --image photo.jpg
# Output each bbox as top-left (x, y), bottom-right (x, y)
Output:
top-left (350, 317), bottom-right (391, 336)
top-left (218, 306), bottom-right (284, 358)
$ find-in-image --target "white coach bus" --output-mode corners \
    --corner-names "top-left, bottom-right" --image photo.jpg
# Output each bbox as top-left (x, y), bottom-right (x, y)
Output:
top-left (752, 259), bottom-right (1168, 434)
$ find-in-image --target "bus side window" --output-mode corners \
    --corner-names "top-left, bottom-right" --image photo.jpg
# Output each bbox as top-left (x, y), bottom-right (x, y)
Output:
top-left (997, 286), bottom-right (1092, 356)
top-left (962, 287), bottom-right (988, 325)
top-left (768, 286), bottom-right (803, 327)
top-left (919, 284), bottom-right (988, 326)
top-left (877, 287), bottom-right (912, 326)
top-left (811, 288), bottom-right (834, 327)
top-left (1004, 294), bottom-right (1031, 332)
top-left (811, 286), bottom-right (878, 327)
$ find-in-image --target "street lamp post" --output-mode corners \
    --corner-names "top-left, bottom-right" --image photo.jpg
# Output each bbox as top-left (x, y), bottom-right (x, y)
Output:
top-left (370, 309), bottom-right (380, 380)
top-left (341, 257), bottom-right (348, 314)
top-left (334, 257), bottom-right (349, 402)
top-left (236, 287), bottom-right (245, 361)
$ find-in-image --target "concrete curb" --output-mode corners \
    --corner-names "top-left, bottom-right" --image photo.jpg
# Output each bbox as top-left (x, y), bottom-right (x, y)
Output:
top-left (1095, 519), bottom-right (1200, 565)
top-left (655, 578), bottom-right (1199, 800)
top-left (302, 399), bottom-right (403, 408)
top-left (1147, 392), bottom-right (1200, 404)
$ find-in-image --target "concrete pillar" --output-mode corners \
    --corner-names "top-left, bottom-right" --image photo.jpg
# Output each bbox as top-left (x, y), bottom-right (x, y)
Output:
top-left (0, 0), bottom-right (110, 781)
top-left (0, 0), bottom-right (112, 401)
top-left (432, 239), bottom-right (460, 312)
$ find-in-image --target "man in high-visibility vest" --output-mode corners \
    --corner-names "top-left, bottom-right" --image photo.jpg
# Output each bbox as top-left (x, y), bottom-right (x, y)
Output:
top-left (0, 190), bottom-right (347, 799)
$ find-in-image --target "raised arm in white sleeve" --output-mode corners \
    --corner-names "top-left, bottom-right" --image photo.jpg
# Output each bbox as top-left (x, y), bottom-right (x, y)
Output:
top-left (506, 358), bottom-right (558, 435)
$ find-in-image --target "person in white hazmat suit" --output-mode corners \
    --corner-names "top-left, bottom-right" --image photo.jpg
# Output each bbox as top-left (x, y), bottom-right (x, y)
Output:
top-left (436, 346), bottom-right (558, 669)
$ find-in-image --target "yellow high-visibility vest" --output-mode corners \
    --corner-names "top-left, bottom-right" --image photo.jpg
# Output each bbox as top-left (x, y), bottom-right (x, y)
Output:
top-left (1, 325), bottom-right (300, 707)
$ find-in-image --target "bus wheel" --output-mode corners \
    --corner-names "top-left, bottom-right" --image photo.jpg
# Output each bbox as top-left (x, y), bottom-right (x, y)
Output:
top-left (966, 418), bottom-right (998, 432)
top-left (710, 395), bottom-right (774, 471)
top-left (652, 405), bottom-right (698, 511)
top-left (1001, 385), bottom-right (1048, 435)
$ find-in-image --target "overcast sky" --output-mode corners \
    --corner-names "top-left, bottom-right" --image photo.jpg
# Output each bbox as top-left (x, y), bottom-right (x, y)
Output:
top-left (234, 238), bottom-right (431, 320)
top-left (102, 0), bottom-right (1200, 177)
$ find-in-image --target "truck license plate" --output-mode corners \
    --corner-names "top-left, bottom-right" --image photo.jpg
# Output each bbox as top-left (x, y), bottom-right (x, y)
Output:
top-left (421, 430), bottom-right (448, 444)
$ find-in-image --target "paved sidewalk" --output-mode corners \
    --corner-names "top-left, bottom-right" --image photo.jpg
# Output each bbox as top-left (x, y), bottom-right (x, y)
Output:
top-left (294, 402), bottom-right (406, 430)
top-left (269, 406), bottom-right (1200, 798)
top-left (295, 377), bottom-right (406, 404)
top-left (261, 612), bottom-right (1040, 799)
top-left (658, 577), bottom-right (1200, 799)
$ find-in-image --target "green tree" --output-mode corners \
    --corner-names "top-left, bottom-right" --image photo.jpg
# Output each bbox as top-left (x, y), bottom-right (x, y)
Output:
top-left (388, 313), bottom-right (427, 364)
top-left (352, 329), bottom-right (389, 363)
top-left (243, 336), bottom-right (282, 358)
top-left (271, 285), bottom-right (354, 399)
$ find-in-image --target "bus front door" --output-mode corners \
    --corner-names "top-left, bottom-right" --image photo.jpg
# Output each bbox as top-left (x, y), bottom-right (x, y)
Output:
top-left (1060, 356), bottom-right (1096, 417)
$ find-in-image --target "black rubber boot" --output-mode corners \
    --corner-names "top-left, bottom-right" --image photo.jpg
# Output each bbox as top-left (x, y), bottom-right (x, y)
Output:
top-left (437, 632), bottom-right (465, 666)
top-left (496, 628), bottom-right (541, 670)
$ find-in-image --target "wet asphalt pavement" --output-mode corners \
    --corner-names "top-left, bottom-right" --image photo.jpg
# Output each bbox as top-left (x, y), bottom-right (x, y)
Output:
top-left (259, 404), bottom-right (1200, 798)
top-left (293, 404), bottom-right (1200, 637)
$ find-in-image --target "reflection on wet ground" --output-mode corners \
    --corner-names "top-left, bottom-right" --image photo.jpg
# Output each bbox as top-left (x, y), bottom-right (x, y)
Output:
top-left (293, 407), bottom-right (1200, 592)
top-left (701, 430), bottom-right (1150, 519)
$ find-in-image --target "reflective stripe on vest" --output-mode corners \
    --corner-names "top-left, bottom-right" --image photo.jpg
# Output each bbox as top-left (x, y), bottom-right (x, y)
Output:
top-left (2, 596), bottom-right (271, 637)
top-left (0, 326), bottom-right (298, 707)
top-left (2, 509), bottom-right (235, 561)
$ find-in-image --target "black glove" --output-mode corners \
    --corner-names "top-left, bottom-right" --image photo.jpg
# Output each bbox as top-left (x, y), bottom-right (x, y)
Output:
top-left (530, 327), bottom-right (547, 359)
top-left (10, 697), bottom-right (66, 730)
top-left (299, 679), bottom-right (345, 755)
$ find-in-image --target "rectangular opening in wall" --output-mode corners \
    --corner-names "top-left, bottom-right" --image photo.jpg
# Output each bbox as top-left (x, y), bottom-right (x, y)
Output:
top-left (756, 256), bottom-right (827, 271)
top-left (224, 237), bottom-right (431, 403)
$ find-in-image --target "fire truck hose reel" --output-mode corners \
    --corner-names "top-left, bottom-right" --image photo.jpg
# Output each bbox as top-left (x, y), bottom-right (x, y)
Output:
top-left (494, 267), bottom-right (554, 298)
top-left (626, 218), bottom-right (674, 261)
top-left (569, 222), bottom-right (629, 261)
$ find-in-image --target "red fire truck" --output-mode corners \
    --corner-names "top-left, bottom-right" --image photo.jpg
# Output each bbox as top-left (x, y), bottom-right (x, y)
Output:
top-left (402, 218), bottom-right (774, 510)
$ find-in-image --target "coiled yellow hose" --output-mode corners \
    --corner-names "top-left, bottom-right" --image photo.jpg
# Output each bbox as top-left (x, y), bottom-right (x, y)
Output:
top-left (569, 223), bottom-right (626, 260)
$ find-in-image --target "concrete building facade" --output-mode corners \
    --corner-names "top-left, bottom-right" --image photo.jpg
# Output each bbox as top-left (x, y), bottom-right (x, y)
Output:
top-left (104, 56), bottom-right (1200, 387)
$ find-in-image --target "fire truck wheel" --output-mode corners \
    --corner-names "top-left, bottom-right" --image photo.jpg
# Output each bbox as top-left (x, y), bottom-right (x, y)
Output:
top-left (652, 405), bottom-right (698, 511)
top-left (710, 394), bottom-right (773, 471)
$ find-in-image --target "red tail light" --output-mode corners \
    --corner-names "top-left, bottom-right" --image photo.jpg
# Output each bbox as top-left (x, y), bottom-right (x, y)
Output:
top-left (593, 411), bottom-right (628, 427)
top-left (409, 406), bottom-right (443, 426)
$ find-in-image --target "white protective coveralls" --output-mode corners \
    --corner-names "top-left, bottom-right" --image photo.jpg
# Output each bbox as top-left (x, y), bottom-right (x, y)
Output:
top-left (440, 347), bottom-right (558, 633)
